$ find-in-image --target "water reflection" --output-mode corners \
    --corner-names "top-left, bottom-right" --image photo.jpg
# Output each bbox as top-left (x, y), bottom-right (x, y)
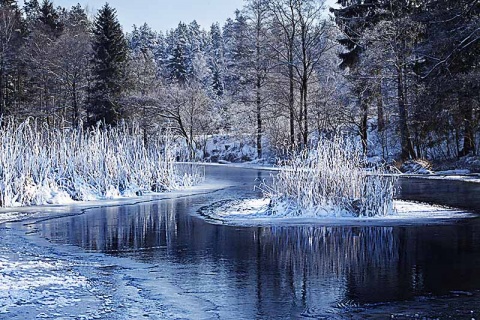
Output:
top-left (398, 177), bottom-right (480, 213)
top-left (35, 168), bottom-right (480, 318)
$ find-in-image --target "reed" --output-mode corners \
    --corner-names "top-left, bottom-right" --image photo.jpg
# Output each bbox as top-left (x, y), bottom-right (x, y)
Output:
top-left (0, 119), bottom-right (203, 207)
top-left (261, 138), bottom-right (396, 217)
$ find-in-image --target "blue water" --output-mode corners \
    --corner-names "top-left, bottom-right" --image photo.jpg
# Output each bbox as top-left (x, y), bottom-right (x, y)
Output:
top-left (33, 167), bottom-right (480, 319)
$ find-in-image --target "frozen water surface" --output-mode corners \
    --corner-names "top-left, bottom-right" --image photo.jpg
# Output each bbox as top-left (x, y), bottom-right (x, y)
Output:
top-left (1, 166), bottom-right (480, 319)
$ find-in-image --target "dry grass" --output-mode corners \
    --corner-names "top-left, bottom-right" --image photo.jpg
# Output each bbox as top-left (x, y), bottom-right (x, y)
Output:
top-left (261, 138), bottom-right (397, 217)
top-left (0, 119), bottom-right (203, 207)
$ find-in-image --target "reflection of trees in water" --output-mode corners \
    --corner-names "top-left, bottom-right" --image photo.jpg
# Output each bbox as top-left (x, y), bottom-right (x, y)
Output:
top-left (254, 224), bottom-right (480, 303)
top-left (40, 203), bottom-right (480, 312)
top-left (262, 226), bottom-right (398, 276)
top-left (253, 226), bottom-right (403, 306)
top-left (40, 199), bottom-right (186, 252)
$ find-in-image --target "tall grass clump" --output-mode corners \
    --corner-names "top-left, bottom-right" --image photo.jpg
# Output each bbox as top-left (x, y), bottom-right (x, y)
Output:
top-left (261, 138), bottom-right (397, 217)
top-left (0, 118), bottom-right (203, 207)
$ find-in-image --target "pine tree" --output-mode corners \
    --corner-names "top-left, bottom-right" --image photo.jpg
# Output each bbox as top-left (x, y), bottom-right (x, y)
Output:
top-left (39, 0), bottom-right (62, 33)
top-left (88, 3), bottom-right (128, 126)
top-left (332, 0), bottom-right (418, 160)
top-left (208, 23), bottom-right (225, 96)
top-left (223, 10), bottom-right (251, 95)
top-left (68, 3), bottom-right (90, 31)
top-left (128, 23), bottom-right (157, 54)
top-left (23, 0), bottom-right (40, 20)
top-left (167, 22), bottom-right (190, 84)
top-left (417, 0), bottom-right (480, 157)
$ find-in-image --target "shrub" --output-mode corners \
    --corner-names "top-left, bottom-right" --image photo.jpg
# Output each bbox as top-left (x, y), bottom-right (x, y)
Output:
top-left (260, 138), bottom-right (397, 217)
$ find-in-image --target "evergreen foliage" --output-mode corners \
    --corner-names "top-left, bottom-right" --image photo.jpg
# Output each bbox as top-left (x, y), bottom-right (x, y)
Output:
top-left (0, 0), bottom-right (477, 164)
top-left (88, 3), bottom-right (128, 126)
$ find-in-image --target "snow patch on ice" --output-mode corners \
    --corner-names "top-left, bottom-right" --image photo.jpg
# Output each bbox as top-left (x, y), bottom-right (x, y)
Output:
top-left (408, 174), bottom-right (480, 184)
top-left (435, 169), bottom-right (471, 175)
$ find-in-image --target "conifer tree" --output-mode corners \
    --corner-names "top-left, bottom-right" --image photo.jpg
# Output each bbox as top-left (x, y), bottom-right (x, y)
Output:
top-left (167, 22), bottom-right (190, 84)
top-left (39, 0), bottom-right (61, 32)
top-left (0, 0), bottom-right (24, 116)
top-left (88, 3), bottom-right (128, 126)
top-left (23, 0), bottom-right (40, 20)
top-left (208, 23), bottom-right (224, 96)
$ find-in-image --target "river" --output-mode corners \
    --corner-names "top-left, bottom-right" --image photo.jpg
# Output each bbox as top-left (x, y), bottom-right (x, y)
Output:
top-left (2, 166), bottom-right (480, 319)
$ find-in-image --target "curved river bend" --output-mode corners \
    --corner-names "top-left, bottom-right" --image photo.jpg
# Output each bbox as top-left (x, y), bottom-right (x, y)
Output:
top-left (18, 166), bottom-right (480, 318)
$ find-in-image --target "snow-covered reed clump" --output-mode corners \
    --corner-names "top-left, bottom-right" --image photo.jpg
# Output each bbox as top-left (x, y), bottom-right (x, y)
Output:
top-left (0, 119), bottom-right (203, 207)
top-left (261, 138), bottom-right (397, 217)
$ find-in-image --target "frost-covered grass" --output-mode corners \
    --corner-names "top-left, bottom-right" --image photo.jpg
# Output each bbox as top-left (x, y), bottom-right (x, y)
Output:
top-left (0, 119), bottom-right (203, 207)
top-left (260, 138), bottom-right (397, 217)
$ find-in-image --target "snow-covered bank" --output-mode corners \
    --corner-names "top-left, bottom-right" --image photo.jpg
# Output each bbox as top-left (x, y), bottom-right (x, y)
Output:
top-left (402, 173), bottom-right (480, 184)
top-left (0, 119), bottom-right (203, 208)
top-left (0, 226), bottom-right (216, 319)
top-left (198, 198), bottom-right (476, 226)
top-left (0, 181), bottom-right (229, 225)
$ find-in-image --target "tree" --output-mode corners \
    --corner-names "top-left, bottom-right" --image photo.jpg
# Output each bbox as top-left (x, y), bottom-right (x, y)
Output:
top-left (166, 22), bottom-right (190, 84)
top-left (270, 0), bottom-right (298, 147)
top-left (292, 0), bottom-right (331, 146)
top-left (244, 0), bottom-right (272, 158)
top-left (88, 3), bottom-right (128, 126)
top-left (57, 4), bottom-right (92, 126)
top-left (0, 0), bottom-right (24, 116)
top-left (208, 23), bottom-right (225, 96)
top-left (158, 82), bottom-right (214, 160)
top-left (38, 0), bottom-right (62, 34)
top-left (332, 0), bottom-right (418, 160)
top-left (417, 0), bottom-right (479, 157)
top-left (223, 10), bottom-right (251, 96)
top-left (23, 0), bottom-right (40, 20)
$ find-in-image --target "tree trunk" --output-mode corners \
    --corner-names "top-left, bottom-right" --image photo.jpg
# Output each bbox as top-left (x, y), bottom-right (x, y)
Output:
top-left (0, 60), bottom-right (5, 116)
top-left (72, 79), bottom-right (79, 127)
top-left (360, 97), bottom-right (368, 155)
top-left (298, 85), bottom-right (304, 145)
top-left (256, 74), bottom-right (263, 159)
top-left (458, 95), bottom-right (475, 157)
top-left (303, 78), bottom-right (308, 146)
top-left (255, 16), bottom-right (263, 159)
top-left (288, 47), bottom-right (295, 147)
top-left (397, 67), bottom-right (416, 160)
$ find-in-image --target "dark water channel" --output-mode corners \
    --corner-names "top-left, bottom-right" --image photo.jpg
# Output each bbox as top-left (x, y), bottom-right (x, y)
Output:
top-left (34, 167), bottom-right (480, 319)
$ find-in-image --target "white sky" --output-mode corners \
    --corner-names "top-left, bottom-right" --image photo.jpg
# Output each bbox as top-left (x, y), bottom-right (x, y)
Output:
top-left (19, 0), bottom-right (338, 33)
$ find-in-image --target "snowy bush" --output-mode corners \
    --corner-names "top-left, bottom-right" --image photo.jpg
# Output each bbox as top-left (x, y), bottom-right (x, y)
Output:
top-left (399, 159), bottom-right (433, 174)
top-left (260, 138), bottom-right (397, 217)
top-left (0, 119), bottom-right (203, 207)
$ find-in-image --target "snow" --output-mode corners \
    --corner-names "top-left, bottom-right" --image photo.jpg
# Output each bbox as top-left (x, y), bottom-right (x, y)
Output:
top-left (405, 173), bottom-right (480, 184)
top-left (0, 178), bottom-right (234, 319)
top-left (435, 169), bottom-right (471, 175)
top-left (0, 227), bottom-right (211, 320)
top-left (0, 120), bottom-right (204, 208)
top-left (0, 181), bottom-right (229, 225)
top-left (198, 198), bottom-right (476, 226)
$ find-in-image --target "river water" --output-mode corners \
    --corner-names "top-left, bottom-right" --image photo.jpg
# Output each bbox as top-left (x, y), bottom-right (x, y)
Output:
top-left (18, 167), bottom-right (480, 318)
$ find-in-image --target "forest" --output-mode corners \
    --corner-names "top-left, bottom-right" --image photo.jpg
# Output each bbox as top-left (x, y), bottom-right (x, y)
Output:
top-left (0, 0), bottom-right (479, 165)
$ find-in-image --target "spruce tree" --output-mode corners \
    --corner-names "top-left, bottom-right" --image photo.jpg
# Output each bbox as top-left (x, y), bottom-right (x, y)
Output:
top-left (88, 3), bottom-right (127, 126)
top-left (39, 0), bottom-right (61, 32)
top-left (208, 23), bottom-right (224, 96)
top-left (167, 22), bottom-right (190, 84)
top-left (23, 0), bottom-right (40, 20)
